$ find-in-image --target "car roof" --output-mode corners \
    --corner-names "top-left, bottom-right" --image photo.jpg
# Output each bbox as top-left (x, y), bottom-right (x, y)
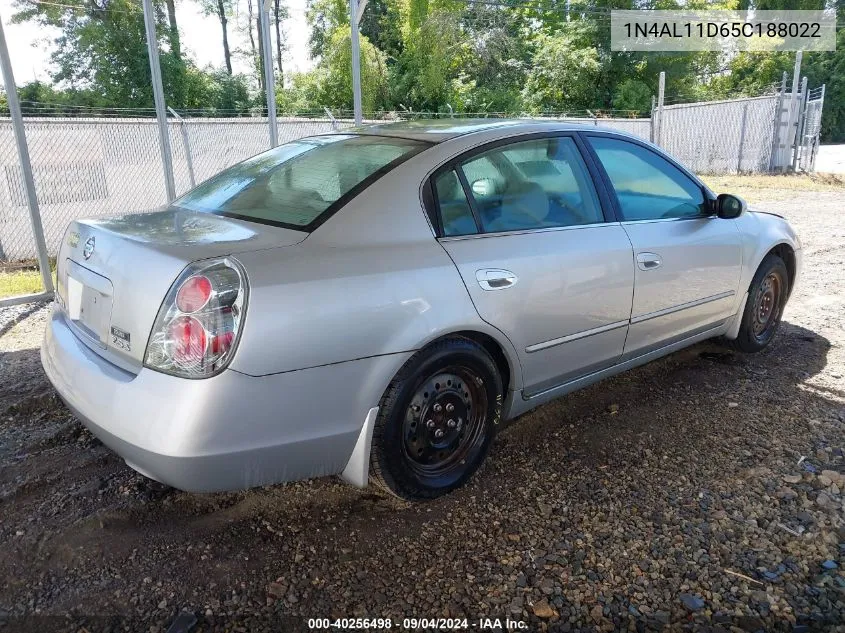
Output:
top-left (345, 118), bottom-right (604, 143)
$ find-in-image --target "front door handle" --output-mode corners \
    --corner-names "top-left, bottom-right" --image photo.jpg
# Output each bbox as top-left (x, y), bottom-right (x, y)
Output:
top-left (636, 252), bottom-right (662, 271)
top-left (476, 268), bottom-right (518, 291)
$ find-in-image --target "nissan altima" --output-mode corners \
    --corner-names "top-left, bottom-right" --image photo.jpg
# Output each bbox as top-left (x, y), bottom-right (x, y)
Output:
top-left (41, 119), bottom-right (801, 500)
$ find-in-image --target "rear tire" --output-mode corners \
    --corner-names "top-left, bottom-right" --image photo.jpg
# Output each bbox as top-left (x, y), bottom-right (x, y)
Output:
top-left (369, 337), bottom-right (503, 501)
top-left (725, 254), bottom-right (789, 353)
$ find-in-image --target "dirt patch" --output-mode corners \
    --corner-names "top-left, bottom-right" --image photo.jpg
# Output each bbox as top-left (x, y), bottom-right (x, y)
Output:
top-left (1, 190), bottom-right (844, 632)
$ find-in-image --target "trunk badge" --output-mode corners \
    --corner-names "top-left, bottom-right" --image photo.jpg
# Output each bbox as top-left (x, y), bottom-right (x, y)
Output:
top-left (83, 237), bottom-right (95, 260)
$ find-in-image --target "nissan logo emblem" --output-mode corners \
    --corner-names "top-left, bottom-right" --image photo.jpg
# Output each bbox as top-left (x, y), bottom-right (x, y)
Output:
top-left (83, 237), bottom-right (95, 260)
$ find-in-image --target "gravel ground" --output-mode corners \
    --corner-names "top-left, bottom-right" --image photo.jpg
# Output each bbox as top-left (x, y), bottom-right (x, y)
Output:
top-left (1, 187), bottom-right (845, 633)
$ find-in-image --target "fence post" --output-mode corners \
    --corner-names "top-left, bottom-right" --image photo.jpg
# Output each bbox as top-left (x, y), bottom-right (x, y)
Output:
top-left (142, 0), bottom-right (176, 202)
top-left (649, 95), bottom-right (656, 143)
top-left (260, 0), bottom-right (278, 147)
top-left (0, 14), bottom-right (54, 295)
top-left (768, 72), bottom-right (787, 172)
top-left (168, 107), bottom-right (195, 188)
top-left (655, 72), bottom-right (665, 147)
top-left (792, 76), bottom-right (809, 172)
top-left (784, 51), bottom-right (802, 172)
top-left (736, 102), bottom-right (748, 173)
top-left (323, 107), bottom-right (340, 131)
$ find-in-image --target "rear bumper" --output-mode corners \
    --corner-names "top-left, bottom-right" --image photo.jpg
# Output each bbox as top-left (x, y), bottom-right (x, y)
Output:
top-left (41, 306), bottom-right (409, 492)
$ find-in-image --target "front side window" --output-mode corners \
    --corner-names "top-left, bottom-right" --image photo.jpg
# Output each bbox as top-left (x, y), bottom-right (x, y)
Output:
top-left (174, 135), bottom-right (428, 230)
top-left (588, 136), bottom-right (706, 221)
top-left (456, 137), bottom-right (603, 233)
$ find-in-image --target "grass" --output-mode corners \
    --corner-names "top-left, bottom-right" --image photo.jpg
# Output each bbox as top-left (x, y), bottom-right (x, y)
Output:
top-left (700, 172), bottom-right (845, 203)
top-left (0, 262), bottom-right (55, 301)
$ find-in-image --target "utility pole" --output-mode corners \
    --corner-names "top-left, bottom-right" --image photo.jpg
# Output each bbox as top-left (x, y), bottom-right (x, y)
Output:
top-left (261, 0), bottom-right (278, 146)
top-left (142, 0), bottom-right (176, 202)
top-left (0, 13), bottom-right (53, 296)
top-left (349, 0), bottom-right (368, 125)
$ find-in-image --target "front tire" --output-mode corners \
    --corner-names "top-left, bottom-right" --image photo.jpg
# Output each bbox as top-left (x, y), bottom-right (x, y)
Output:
top-left (369, 337), bottom-right (503, 500)
top-left (727, 253), bottom-right (789, 353)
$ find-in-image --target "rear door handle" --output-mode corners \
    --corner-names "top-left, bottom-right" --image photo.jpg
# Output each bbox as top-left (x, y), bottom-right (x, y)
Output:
top-left (476, 268), bottom-right (518, 291)
top-left (636, 252), bottom-right (662, 271)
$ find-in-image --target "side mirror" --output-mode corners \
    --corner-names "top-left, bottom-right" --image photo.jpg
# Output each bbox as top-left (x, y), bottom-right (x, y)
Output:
top-left (716, 193), bottom-right (746, 219)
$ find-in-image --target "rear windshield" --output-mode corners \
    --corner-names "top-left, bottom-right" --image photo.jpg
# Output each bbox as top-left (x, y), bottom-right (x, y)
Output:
top-left (173, 134), bottom-right (429, 231)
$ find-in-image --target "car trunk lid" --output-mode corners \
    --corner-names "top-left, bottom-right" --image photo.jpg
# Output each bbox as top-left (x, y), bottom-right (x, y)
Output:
top-left (57, 207), bottom-right (306, 372)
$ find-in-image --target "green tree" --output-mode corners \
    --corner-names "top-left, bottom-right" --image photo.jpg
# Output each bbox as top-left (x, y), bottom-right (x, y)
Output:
top-left (273, 0), bottom-right (289, 79)
top-left (306, 0), bottom-right (348, 58)
top-left (522, 24), bottom-right (602, 113)
top-left (317, 27), bottom-right (389, 111)
top-left (359, 0), bottom-right (404, 61)
top-left (197, 0), bottom-right (235, 75)
top-left (205, 71), bottom-right (253, 113)
top-left (390, 10), bottom-right (466, 111)
top-left (805, 30), bottom-right (845, 141)
top-left (612, 78), bottom-right (653, 114)
top-left (12, 0), bottom-right (186, 107)
top-left (456, 4), bottom-right (530, 112)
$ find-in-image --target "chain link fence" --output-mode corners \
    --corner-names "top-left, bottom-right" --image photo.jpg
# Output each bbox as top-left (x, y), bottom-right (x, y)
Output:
top-left (0, 89), bottom-right (826, 302)
top-left (656, 96), bottom-right (780, 174)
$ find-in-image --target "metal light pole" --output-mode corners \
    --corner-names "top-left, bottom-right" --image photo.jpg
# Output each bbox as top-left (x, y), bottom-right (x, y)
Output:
top-left (0, 13), bottom-right (54, 298)
top-left (142, 0), bottom-right (176, 202)
top-left (349, 0), bottom-right (366, 125)
top-left (260, 0), bottom-right (278, 147)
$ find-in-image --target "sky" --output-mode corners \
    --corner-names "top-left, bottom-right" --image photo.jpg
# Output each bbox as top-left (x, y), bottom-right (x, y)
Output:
top-left (1, 0), bottom-right (315, 86)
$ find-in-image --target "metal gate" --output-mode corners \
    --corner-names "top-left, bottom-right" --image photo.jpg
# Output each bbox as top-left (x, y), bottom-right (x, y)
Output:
top-left (797, 85), bottom-right (826, 172)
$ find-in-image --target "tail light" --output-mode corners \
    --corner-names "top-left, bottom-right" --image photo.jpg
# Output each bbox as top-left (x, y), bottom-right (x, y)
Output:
top-left (144, 258), bottom-right (248, 378)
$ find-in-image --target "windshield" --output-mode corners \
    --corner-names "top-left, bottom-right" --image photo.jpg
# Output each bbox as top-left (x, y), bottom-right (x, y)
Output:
top-left (173, 134), bottom-right (429, 231)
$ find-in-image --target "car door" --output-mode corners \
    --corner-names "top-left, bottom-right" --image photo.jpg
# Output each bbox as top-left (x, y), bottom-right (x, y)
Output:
top-left (584, 134), bottom-right (743, 357)
top-left (431, 134), bottom-right (634, 396)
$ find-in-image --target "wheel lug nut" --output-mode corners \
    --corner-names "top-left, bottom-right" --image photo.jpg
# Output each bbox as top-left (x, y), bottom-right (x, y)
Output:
top-left (426, 419), bottom-right (435, 429)
top-left (447, 419), bottom-right (456, 428)
top-left (433, 404), bottom-right (443, 412)
top-left (435, 429), bottom-right (444, 439)
top-left (446, 403), bottom-right (455, 412)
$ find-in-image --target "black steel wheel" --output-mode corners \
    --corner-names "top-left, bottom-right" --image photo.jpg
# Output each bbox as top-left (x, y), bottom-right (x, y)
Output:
top-left (751, 271), bottom-right (782, 342)
top-left (370, 337), bottom-right (503, 500)
top-left (726, 253), bottom-right (789, 353)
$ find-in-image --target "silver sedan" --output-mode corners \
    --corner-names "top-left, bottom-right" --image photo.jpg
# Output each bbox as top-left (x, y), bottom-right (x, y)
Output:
top-left (41, 120), bottom-right (802, 500)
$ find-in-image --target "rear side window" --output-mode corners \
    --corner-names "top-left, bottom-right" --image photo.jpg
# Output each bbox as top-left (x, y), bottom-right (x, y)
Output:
top-left (436, 136), bottom-right (603, 235)
top-left (588, 136), bottom-right (706, 221)
top-left (434, 170), bottom-right (478, 236)
top-left (174, 135), bottom-right (428, 230)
